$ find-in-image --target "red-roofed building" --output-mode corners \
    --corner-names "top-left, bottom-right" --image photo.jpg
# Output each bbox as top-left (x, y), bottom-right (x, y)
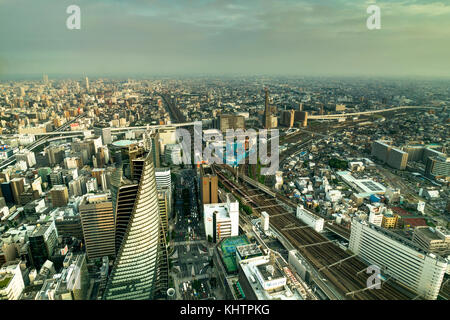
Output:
top-left (403, 218), bottom-right (427, 228)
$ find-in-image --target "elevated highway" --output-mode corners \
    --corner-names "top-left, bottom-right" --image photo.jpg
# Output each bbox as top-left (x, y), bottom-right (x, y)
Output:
top-left (308, 106), bottom-right (439, 120)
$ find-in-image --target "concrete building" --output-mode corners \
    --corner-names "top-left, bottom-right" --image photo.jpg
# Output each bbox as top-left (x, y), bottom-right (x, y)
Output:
top-left (10, 178), bottom-right (25, 205)
top-left (387, 148), bottom-right (409, 170)
top-left (281, 110), bottom-right (295, 128)
top-left (349, 219), bottom-right (447, 300)
top-left (79, 194), bottom-right (115, 260)
top-left (237, 247), bottom-right (303, 300)
top-left (15, 149), bottom-right (36, 168)
top-left (158, 127), bottom-right (176, 155)
top-left (296, 206), bottom-right (324, 232)
top-left (261, 211), bottom-right (270, 233)
top-left (201, 171), bottom-right (218, 205)
top-left (371, 140), bottom-right (391, 163)
top-left (218, 114), bottom-right (245, 131)
top-left (412, 226), bottom-right (450, 257)
top-left (425, 155), bottom-right (450, 180)
top-left (294, 111), bottom-right (308, 127)
top-left (28, 221), bottom-right (59, 270)
top-left (35, 253), bottom-right (89, 300)
top-left (204, 193), bottom-right (239, 243)
top-left (155, 167), bottom-right (172, 190)
top-left (0, 260), bottom-right (25, 300)
top-left (50, 185), bottom-right (69, 208)
top-left (164, 143), bottom-right (182, 165)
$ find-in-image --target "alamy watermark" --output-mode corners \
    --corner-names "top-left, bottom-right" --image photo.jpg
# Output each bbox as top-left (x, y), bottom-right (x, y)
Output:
top-left (367, 4), bottom-right (381, 30)
top-left (66, 5), bottom-right (81, 30)
top-left (173, 122), bottom-right (279, 175)
top-left (366, 265), bottom-right (382, 289)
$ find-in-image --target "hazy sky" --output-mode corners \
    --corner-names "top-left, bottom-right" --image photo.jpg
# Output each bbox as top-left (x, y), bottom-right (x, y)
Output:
top-left (1, 0), bottom-right (449, 78)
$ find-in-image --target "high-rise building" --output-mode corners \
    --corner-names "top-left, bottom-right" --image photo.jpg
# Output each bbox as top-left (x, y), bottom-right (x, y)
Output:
top-left (35, 253), bottom-right (89, 300)
top-left (46, 146), bottom-right (65, 166)
top-left (104, 152), bottom-right (168, 300)
top-left (0, 183), bottom-right (14, 204)
top-left (94, 127), bottom-right (112, 145)
top-left (349, 219), bottom-right (447, 300)
top-left (387, 148), bottom-right (409, 170)
top-left (28, 221), bottom-right (59, 270)
top-left (155, 168), bottom-right (172, 216)
top-left (110, 140), bottom-right (145, 179)
top-left (85, 77), bottom-right (89, 91)
top-left (371, 140), bottom-right (392, 163)
top-left (203, 193), bottom-right (239, 243)
top-left (155, 167), bottom-right (172, 190)
top-left (217, 114), bottom-right (245, 131)
top-left (425, 155), bottom-right (450, 179)
top-left (281, 110), bottom-right (295, 128)
top-left (79, 194), bottom-right (116, 260)
top-left (10, 178), bottom-right (25, 205)
top-left (158, 127), bottom-right (176, 155)
top-left (294, 111), bottom-right (308, 127)
top-left (201, 173), bottom-right (218, 205)
top-left (50, 185), bottom-right (69, 208)
top-left (15, 149), bottom-right (36, 168)
top-left (264, 88), bottom-right (272, 129)
top-left (157, 190), bottom-right (170, 237)
top-left (164, 144), bottom-right (182, 165)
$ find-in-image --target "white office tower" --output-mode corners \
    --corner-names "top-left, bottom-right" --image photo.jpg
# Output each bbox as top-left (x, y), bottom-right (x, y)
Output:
top-left (155, 167), bottom-right (172, 216)
top-left (204, 194), bottom-right (239, 243)
top-left (296, 205), bottom-right (324, 232)
top-left (261, 211), bottom-right (270, 233)
top-left (155, 167), bottom-right (172, 190)
top-left (349, 219), bottom-right (447, 300)
top-left (164, 144), bottom-right (182, 165)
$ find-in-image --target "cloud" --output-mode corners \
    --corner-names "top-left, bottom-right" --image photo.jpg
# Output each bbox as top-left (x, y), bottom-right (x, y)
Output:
top-left (0, 0), bottom-right (449, 78)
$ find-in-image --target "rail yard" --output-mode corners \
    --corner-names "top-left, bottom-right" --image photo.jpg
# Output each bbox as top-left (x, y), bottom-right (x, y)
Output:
top-left (213, 164), bottom-right (413, 300)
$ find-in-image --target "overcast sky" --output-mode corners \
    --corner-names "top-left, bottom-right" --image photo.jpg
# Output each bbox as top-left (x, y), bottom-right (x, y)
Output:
top-left (1, 0), bottom-right (449, 79)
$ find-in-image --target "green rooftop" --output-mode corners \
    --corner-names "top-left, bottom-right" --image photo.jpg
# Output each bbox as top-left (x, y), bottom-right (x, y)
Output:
top-left (219, 235), bottom-right (250, 274)
top-left (0, 275), bottom-right (13, 290)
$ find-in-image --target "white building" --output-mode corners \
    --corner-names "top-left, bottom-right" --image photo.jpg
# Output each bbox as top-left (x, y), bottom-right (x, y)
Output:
top-left (296, 205), bottom-right (324, 232)
top-left (164, 144), bottom-right (182, 165)
top-left (261, 211), bottom-right (270, 233)
top-left (0, 261), bottom-right (25, 300)
top-left (204, 194), bottom-right (239, 242)
top-left (349, 219), bottom-right (447, 300)
top-left (158, 127), bottom-right (177, 155)
top-left (64, 157), bottom-right (80, 169)
top-left (155, 167), bottom-right (172, 190)
top-left (326, 190), bottom-right (342, 203)
top-left (367, 204), bottom-right (385, 227)
top-left (237, 246), bottom-right (304, 300)
top-left (15, 149), bottom-right (36, 168)
top-left (85, 178), bottom-right (98, 193)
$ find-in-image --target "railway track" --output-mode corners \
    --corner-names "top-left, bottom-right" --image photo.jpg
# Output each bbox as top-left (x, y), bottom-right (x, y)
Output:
top-left (213, 164), bottom-right (412, 300)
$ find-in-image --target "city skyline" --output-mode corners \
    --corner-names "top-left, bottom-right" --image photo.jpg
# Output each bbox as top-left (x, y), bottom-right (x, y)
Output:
top-left (1, 0), bottom-right (450, 79)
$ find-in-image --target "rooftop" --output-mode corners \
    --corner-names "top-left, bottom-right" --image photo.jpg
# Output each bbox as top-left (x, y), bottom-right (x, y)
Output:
top-left (218, 235), bottom-right (250, 274)
top-left (112, 140), bottom-right (137, 147)
top-left (0, 274), bottom-right (13, 290)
